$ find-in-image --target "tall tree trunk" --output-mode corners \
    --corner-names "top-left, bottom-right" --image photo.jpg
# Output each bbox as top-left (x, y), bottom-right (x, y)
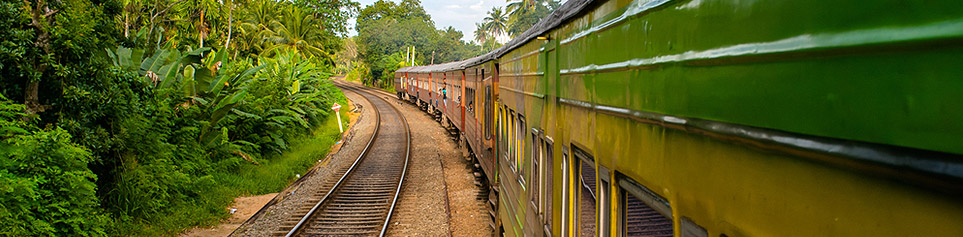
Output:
top-left (124, 13), bottom-right (129, 38)
top-left (224, 1), bottom-right (232, 50)
top-left (24, 81), bottom-right (41, 114)
top-left (24, 0), bottom-right (57, 115)
top-left (199, 9), bottom-right (205, 48)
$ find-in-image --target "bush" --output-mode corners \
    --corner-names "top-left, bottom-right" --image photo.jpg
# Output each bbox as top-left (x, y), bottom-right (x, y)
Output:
top-left (0, 96), bottom-right (110, 236)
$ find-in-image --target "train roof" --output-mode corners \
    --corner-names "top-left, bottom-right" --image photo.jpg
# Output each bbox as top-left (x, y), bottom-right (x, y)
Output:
top-left (397, 61), bottom-right (461, 73)
top-left (396, 0), bottom-right (595, 73)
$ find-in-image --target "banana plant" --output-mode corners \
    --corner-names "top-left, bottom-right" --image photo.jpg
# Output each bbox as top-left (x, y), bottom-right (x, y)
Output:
top-left (105, 46), bottom-right (145, 71)
top-left (196, 64), bottom-right (265, 147)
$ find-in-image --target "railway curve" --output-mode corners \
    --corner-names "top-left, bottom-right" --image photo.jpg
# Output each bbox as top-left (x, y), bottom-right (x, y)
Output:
top-left (279, 84), bottom-right (411, 237)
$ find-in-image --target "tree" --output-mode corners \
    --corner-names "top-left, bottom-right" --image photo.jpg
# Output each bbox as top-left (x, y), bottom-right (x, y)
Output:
top-left (474, 22), bottom-right (490, 45)
top-left (263, 7), bottom-right (330, 60)
top-left (355, 0), bottom-right (430, 33)
top-left (483, 7), bottom-right (508, 39)
top-left (504, 0), bottom-right (559, 37)
top-left (355, 0), bottom-right (479, 83)
top-left (234, 0), bottom-right (279, 57)
top-left (1, 0), bottom-right (356, 234)
top-left (294, 0), bottom-right (360, 37)
top-left (0, 0), bottom-right (120, 117)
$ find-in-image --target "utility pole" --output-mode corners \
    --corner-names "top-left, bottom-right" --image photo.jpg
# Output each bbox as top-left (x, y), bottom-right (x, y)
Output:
top-left (431, 51), bottom-right (435, 64)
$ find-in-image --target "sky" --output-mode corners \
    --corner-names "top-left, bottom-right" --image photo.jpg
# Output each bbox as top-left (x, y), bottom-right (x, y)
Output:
top-left (347, 0), bottom-right (509, 43)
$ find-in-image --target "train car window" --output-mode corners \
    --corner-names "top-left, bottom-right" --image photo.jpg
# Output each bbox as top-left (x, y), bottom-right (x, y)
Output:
top-left (617, 173), bottom-right (673, 237)
top-left (541, 137), bottom-right (554, 236)
top-left (517, 116), bottom-right (526, 187)
top-left (561, 148), bottom-right (570, 237)
top-left (504, 107), bottom-right (510, 158)
top-left (598, 165), bottom-right (612, 237)
top-left (485, 86), bottom-right (492, 140)
top-left (500, 110), bottom-right (505, 169)
top-left (574, 146), bottom-right (597, 236)
top-left (466, 88), bottom-right (475, 114)
top-left (530, 130), bottom-right (540, 210)
top-left (509, 112), bottom-right (516, 173)
top-left (500, 107), bottom-right (506, 153)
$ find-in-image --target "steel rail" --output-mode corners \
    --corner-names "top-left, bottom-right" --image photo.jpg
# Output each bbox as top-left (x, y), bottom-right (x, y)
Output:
top-left (370, 85), bottom-right (411, 237)
top-left (284, 84), bottom-right (383, 237)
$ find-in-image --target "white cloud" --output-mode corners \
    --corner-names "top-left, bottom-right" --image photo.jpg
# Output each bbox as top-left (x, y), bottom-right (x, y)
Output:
top-left (469, 0), bottom-right (484, 10)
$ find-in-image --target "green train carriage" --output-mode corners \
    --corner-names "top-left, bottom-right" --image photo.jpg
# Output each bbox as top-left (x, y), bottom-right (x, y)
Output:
top-left (397, 0), bottom-right (963, 235)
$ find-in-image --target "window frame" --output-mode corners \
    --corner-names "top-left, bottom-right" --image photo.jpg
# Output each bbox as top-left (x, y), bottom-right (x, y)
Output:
top-left (541, 136), bottom-right (554, 236)
top-left (573, 145), bottom-right (597, 236)
top-left (485, 85), bottom-right (492, 140)
top-left (598, 165), bottom-right (611, 237)
top-left (616, 172), bottom-right (674, 237)
top-left (509, 111), bottom-right (517, 173)
top-left (530, 128), bottom-right (541, 211)
top-left (517, 115), bottom-right (526, 187)
top-left (561, 147), bottom-right (570, 237)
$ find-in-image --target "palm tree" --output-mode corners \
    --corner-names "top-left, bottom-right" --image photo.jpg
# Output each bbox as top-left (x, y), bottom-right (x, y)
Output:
top-left (473, 22), bottom-right (490, 45)
top-left (263, 7), bottom-right (328, 59)
top-left (483, 7), bottom-right (508, 40)
top-left (505, 0), bottom-right (527, 15)
top-left (505, 0), bottom-right (559, 37)
top-left (236, 0), bottom-right (280, 52)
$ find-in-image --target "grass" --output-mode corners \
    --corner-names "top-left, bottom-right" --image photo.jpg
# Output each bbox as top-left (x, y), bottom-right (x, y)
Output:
top-left (122, 107), bottom-right (350, 236)
top-left (220, 108), bottom-right (348, 195)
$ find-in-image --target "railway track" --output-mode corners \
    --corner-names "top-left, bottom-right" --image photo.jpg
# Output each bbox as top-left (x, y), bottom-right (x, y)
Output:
top-left (276, 84), bottom-right (411, 236)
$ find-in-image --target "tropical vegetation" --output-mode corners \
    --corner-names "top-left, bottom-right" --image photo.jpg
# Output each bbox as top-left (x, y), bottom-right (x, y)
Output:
top-left (0, 0), bottom-right (356, 235)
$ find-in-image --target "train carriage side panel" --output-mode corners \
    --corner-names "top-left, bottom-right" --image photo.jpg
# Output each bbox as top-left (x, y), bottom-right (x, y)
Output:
top-left (407, 72), bottom-right (414, 97)
top-left (460, 70), bottom-right (467, 130)
top-left (432, 70), bottom-right (445, 111)
top-left (462, 62), bottom-right (497, 182)
top-left (547, 0), bottom-right (963, 236)
top-left (414, 71), bottom-right (421, 102)
top-left (453, 69), bottom-right (465, 131)
top-left (393, 71), bottom-right (403, 95)
top-left (483, 61), bottom-right (497, 181)
top-left (418, 71), bottom-right (430, 105)
top-left (444, 70), bottom-right (464, 131)
top-left (495, 37), bottom-right (549, 236)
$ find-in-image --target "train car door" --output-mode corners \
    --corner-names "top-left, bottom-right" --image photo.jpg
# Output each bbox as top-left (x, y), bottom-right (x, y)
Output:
top-left (442, 72), bottom-right (447, 112)
top-left (483, 62), bottom-right (497, 163)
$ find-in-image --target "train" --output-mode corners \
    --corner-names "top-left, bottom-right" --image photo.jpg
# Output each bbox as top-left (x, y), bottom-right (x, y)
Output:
top-left (392, 0), bottom-right (963, 236)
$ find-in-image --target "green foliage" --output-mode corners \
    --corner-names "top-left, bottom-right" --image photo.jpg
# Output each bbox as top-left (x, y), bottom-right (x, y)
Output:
top-left (0, 95), bottom-right (110, 236)
top-left (483, 7), bottom-right (508, 38)
top-left (345, 61), bottom-right (370, 83)
top-left (0, 0), bottom-right (354, 234)
top-left (504, 0), bottom-right (560, 37)
top-left (373, 51), bottom-right (409, 87)
top-left (231, 0), bottom-right (353, 64)
top-left (262, 7), bottom-right (335, 61)
top-left (217, 109), bottom-right (346, 195)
